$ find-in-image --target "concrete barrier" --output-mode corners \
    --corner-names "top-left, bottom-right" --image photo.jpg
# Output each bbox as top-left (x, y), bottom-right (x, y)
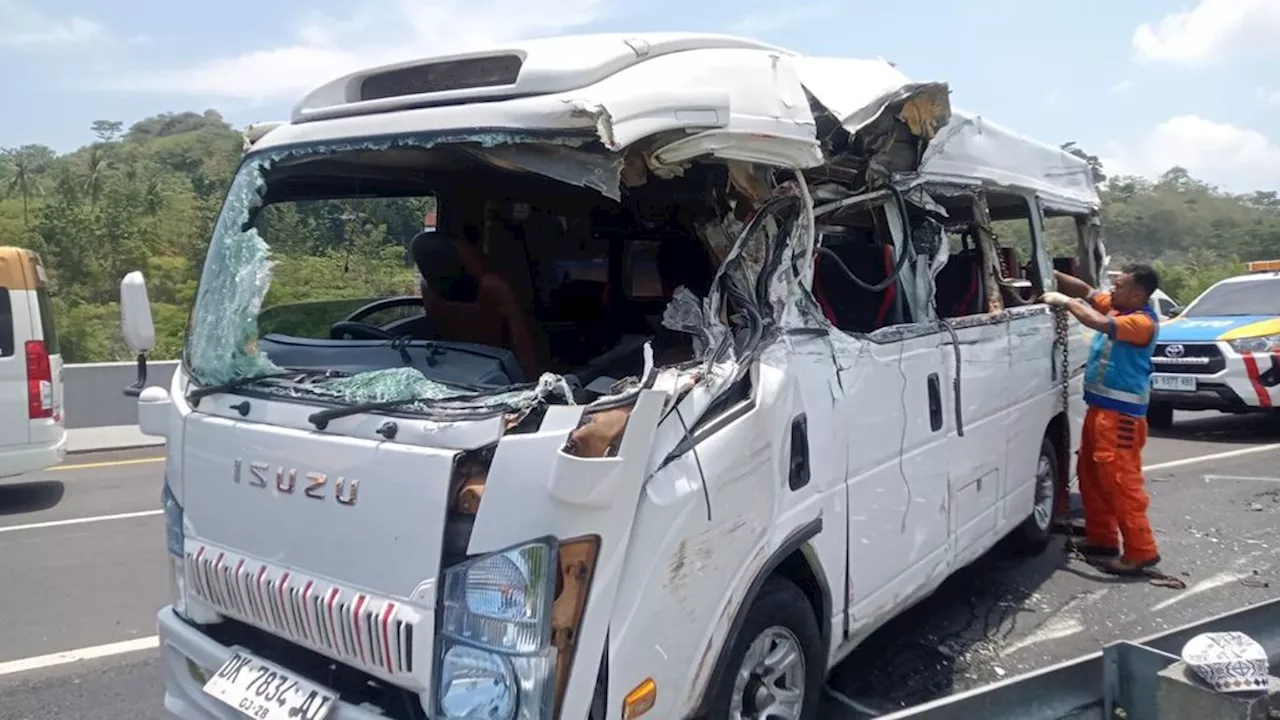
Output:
top-left (63, 360), bottom-right (177, 430)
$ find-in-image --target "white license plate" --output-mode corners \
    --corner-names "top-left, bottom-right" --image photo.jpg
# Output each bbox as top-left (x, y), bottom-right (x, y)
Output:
top-left (203, 652), bottom-right (336, 720)
top-left (1151, 374), bottom-right (1197, 392)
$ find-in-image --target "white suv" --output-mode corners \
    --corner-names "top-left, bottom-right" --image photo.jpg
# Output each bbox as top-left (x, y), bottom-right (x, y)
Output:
top-left (0, 247), bottom-right (66, 478)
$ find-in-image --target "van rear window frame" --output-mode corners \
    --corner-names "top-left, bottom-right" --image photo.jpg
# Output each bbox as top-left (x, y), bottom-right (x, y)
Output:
top-left (0, 287), bottom-right (13, 357)
top-left (34, 287), bottom-right (59, 355)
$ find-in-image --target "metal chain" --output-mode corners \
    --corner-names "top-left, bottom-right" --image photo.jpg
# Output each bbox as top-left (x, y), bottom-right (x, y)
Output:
top-left (1053, 306), bottom-right (1070, 414)
top-left (1051, 305), bottom-right (1073, 521)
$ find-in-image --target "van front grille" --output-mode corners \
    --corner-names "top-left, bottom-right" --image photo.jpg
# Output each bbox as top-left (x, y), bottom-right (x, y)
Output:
top-left (185, 542), bottom-right (425, 686)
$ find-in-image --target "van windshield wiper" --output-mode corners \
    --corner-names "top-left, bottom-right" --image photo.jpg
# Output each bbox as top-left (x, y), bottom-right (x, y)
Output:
top-left (306, 380), bottom-right (507, 431)
top-left (187, 370), bottom-right (304, 403)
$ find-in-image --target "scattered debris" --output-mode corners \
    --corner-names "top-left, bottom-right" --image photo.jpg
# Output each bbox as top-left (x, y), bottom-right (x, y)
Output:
top-left (1240, 571), bottom-right (1270, 589)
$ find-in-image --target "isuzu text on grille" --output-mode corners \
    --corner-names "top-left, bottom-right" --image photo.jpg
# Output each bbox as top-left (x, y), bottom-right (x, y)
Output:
top-left (234, 460), bottom-right (359, 506)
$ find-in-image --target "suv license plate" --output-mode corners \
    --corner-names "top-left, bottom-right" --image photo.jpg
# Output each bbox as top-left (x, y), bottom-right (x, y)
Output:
top-left (202, 652), bottom-right (336, 720)
top-left (1151, 374), bottom-right (1196, 392)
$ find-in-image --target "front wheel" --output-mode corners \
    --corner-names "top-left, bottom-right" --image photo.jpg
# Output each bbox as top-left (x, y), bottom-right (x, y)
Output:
top-left (1006, 436), bottom-right (1057, 556)
top-left (1147, 402), bottom-right (1174, 430)
top-left (705, 577), bottom-right (823, 720)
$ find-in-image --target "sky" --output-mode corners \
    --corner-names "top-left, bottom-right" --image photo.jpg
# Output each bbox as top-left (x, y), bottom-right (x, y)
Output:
top-left (2, 0), bottom-right (1278, 193)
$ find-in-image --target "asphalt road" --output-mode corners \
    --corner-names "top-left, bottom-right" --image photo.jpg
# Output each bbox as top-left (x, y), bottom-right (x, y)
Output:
top-left (1, 411), bottom-right (1278, 720)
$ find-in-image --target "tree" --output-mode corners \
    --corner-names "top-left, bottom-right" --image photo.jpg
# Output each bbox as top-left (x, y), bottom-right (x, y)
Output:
top-left (83, 145), bottom-right (113, 206)
top-left (125, 110), bottom-right (231, 141)
top-left (91, 120), bottom-right (124, 144)
top-left (2, 148), bottom-right (45, 227)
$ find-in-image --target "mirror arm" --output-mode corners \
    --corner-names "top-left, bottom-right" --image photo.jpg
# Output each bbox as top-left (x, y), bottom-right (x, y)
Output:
top-left (123, 352), bottom-right (149, 398)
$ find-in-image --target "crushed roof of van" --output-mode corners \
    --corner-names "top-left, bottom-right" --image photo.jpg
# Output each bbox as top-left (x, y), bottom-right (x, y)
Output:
top-left (245, 32), bottom-right (1099, 212)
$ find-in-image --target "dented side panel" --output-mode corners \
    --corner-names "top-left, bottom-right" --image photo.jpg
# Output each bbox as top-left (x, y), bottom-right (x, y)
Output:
top-left (607, 340), bottom-right (846, 719)
top-left (839, 329), bottom-right (951, 638)
top-left (1002, 310), bottom-right (1062, 529)
top-left (466, 390), bottom-right (667, 720)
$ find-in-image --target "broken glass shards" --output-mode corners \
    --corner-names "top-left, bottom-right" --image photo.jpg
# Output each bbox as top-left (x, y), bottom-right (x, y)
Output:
top-left (288, 367), bottom-right (576, 417)
top-left (186, 156), bottom-right (283, 386)
top-left (185, 130), bottom-right (621, 392)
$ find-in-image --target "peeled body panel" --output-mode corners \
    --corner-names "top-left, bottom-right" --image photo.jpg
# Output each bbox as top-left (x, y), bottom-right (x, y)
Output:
top-left (466, 390), bottom-right (666, 720)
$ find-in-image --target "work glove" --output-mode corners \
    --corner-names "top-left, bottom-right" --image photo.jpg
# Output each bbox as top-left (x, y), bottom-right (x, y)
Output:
top-left (1040, 291), bottom-right (1071, 307)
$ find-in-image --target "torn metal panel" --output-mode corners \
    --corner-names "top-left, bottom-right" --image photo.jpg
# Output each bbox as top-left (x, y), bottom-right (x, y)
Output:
top-left (761, 180), bottom-right (825, 331)
top-left (662, 287), bottom-right (727, 359)
top-left (466, 390), bottom-right (668, 720)
top-left (794, 56), bottom-right (938, 136)
top-left (461, 143), bottom-right (626, 201)
top-left (916, 109), bottom-right (1100, 210)
top-left (648, 130), bottom-right (824, 172)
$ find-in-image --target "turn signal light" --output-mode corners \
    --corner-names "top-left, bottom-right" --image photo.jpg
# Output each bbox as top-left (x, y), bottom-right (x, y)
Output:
top-left (622, 678), bottom-right (657, 720)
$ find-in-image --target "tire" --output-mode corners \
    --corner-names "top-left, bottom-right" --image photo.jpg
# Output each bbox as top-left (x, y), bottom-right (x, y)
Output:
top-left (1006, 436), bottom-right (1057, 556)
top-left (705, 577), bottom-right (823, 720)
top-left (1147, 402), bottom-right (1174, 430)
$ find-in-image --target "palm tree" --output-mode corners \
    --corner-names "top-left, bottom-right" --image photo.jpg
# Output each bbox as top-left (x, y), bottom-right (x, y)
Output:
top-left (3, 151), bottom-right (44, 228)
top-left (84, 146), bottom-right (112, 206)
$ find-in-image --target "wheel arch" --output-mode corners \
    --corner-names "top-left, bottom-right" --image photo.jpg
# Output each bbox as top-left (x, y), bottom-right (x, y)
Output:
top-left (690, 517), bottom-right (830, 718)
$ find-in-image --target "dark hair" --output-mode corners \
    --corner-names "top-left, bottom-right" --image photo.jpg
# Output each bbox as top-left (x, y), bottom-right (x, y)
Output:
top-left (410, 230), bottom-right (477, 302)
top-left (1121, 263), bottom-right (1159, 295)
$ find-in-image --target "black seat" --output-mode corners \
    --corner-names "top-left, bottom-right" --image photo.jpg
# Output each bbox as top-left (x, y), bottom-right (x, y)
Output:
top-left (813, 240), bottom-right (898, 333)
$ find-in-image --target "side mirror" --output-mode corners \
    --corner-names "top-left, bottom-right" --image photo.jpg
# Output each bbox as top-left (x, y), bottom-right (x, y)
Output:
top-left (120, 271), bottom-right (156, 397)
top-left (1166, 306), bottom-right (1182, 318)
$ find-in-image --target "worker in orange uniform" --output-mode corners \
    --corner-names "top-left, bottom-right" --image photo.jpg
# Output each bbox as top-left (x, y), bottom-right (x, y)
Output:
top-left (1042, 265), bottom-right (1162, 575)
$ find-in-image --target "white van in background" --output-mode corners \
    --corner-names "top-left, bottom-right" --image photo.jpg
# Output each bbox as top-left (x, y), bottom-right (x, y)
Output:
top-left (0, 246), bottom-right (66, 478)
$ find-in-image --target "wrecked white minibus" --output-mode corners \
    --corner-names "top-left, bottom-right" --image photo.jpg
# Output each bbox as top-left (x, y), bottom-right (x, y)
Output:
top-left (121, 33), bottom-right (1108, 720)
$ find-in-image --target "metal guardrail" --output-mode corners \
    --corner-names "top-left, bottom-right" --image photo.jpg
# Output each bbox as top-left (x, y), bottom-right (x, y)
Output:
top-left (872, 597), bottom-right (1280, 720)
top-left (62, 360), bottom-right (177, 429)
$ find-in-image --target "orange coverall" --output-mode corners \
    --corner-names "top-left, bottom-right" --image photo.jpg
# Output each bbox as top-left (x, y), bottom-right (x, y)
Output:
top-left (1077, 293), bottom-right (1160, 564)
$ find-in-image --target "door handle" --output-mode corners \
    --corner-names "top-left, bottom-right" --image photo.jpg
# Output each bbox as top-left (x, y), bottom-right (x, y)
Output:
top-left (927, 373), bottom-right (943, 432)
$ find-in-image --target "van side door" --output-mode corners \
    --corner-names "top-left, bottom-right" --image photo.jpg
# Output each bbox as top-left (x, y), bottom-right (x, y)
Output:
top-left (812, 201), bottom-right (951, 636)
top-left (929, 193), bottom-right (1013, 568)
top-left (997, 194), bottom-right (1063, 543)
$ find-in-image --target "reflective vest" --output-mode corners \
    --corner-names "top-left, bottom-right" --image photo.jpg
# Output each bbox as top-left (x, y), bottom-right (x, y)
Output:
top-left (1083, 307), bottom-right (1159, 417)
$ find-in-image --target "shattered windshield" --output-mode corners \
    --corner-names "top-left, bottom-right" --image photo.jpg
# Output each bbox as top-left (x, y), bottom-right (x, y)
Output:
top-left (1183, 278), bottom-right (1280, 318)
top-left (182, 131), bottom-right (738, 414)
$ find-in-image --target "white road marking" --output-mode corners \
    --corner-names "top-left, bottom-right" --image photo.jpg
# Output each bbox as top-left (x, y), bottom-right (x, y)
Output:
top-left (999, 589), bottom-right (1107, 657)
top-left (0, 509), bottom-right (162, 534)
top-left (0, 636), bottom-right (159, 677)
top-left (1150, 571), bottom-right (1250, 613)
top-left (1143, 443), bottom-right (1280, 472)
top-left (1000, 618), bottom-right (1085, 657)
top-left (1149, 550), bottom-right (1272, 613)
top-left (1202, 475), bottom-right (1280, 484)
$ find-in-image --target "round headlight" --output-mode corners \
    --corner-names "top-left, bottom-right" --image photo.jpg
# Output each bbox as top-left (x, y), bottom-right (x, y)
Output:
top-left (438, 645), bottom-right (516, 720)
top-left (464, 552), bottom-right (532, 621)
